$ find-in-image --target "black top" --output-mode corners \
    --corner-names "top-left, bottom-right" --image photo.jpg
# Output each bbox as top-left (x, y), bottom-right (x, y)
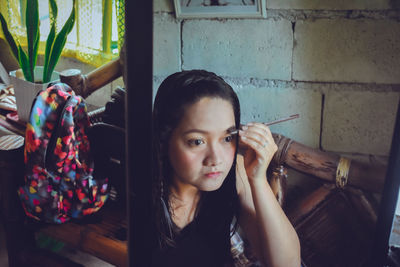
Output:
top-left (151, 219), bottom-right (232, 267)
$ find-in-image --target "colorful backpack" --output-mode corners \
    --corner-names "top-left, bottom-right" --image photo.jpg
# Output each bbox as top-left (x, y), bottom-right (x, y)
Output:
top-left (18, 83), bottom-right (109, 224)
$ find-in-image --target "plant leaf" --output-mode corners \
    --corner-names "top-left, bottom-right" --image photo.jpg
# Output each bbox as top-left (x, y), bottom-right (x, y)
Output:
top-left (45, 0), bottom-right (76, 83)
top-left (43, 0), bottom-right (58, 82)
top-left (43, 25), bottom-right (56, 82)
top-left (0, 12), bottom-right (20, 62)
top-left (18, 45), bottom-right (32, 82)
top-left (33, 29), bottom-right (40, 69)
top-left (49, 0), bottom-right (58, 19)
top-left (26, 0), bottom-right (39, 81)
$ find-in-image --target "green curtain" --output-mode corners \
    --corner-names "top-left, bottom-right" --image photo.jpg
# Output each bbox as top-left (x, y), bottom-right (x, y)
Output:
top-left (115, 0), bottom-right (125, 51)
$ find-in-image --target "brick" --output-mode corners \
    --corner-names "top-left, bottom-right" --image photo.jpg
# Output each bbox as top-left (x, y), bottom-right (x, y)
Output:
top-left (235, 85), bottom-right (321, 148)
top-left (152, 78), bottom-right (164, 103)
top-left (293, 19), bottom-right (400, 84)
top-left (153, 13), bottom-right (181, 76)
top-left (111, 77), bottom-right (125, 90)
top-left (154, 0), bottom-right (174, 13)
top-left (322, 90), bottom-right (400, 155)
top-left (182, 19), bottom-right (293, 80)
top-left (267, 0), bottom-right (392, 10)
top-left (85, 84), bottom-right (113, 107)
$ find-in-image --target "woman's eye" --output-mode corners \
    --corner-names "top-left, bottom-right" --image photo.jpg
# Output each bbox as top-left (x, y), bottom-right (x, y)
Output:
top-left (224, 135), bottom-right (234, 143)
top-left (188, 139), bottom-right (204, 146)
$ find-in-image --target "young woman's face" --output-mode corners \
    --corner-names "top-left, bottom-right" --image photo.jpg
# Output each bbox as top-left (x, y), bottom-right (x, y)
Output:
top-left (168, 97), bottom-right (237, 192)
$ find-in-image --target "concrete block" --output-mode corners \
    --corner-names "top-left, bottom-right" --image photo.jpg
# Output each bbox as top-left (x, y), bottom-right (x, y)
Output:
top-left (154, 0), bottom-right (174, 13)
top-left (182, 19), bottom-right (293, 80)
top-left (293, 19), bottom-right (400, 84)
top-left (111, 77), bottom-right (125, 90)
top-left (152, 80), bottom-right (161, 105)
top-left (85, 84), bottom-right (112, 108)
top-left (322, 90), bottom-right (400, 156)
top-left (153, 13), bottom-right (181, 76)
top-left (235, 85), bottom-right (321, 148)
top-left (267, 0), bottom-right (392, 10)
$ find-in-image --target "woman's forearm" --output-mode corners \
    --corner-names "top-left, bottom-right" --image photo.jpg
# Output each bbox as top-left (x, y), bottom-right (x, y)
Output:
top-left (249, 177), bottom-right (301, 267)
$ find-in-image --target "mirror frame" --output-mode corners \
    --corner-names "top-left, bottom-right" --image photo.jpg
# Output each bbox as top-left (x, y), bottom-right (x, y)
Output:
top-left (369, 99), bottom-right (400, 266)
top-left (125, 1), bottom-right (153, 266)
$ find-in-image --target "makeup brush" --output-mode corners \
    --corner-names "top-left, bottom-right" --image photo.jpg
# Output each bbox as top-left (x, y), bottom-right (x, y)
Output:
top-left (230, 114), bottom-right (299, 135)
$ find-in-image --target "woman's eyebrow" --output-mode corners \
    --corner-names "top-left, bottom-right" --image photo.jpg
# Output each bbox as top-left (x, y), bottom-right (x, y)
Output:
top-left (227, 126), bottom-right (237, 134)
top-left (182, 126), bottom-right (236, 135)
top-left (182, 129), bottom-right (208, 135)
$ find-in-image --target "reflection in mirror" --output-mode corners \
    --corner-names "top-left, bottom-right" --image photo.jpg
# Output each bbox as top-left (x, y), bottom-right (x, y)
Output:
top-left (101, 1), bottom-right (400, 267)
top-left (148, 0), bottom-right (400, 266)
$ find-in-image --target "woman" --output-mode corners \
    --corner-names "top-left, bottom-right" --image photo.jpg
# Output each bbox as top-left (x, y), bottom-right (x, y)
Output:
top-left (151, 70), bottom-right (300, 266)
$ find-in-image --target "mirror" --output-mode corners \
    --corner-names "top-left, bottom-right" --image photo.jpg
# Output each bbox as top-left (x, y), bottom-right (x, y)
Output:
top-left (127, 1), bottom-right (400, 266)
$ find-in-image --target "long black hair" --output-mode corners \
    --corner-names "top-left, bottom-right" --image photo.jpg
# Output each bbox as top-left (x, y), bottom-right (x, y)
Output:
top-left (152, 70), bottom-right (241, 256)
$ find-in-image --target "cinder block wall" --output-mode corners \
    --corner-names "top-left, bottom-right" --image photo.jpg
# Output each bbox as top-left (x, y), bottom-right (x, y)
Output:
top-left (153, 0), bottom-right (400, 159)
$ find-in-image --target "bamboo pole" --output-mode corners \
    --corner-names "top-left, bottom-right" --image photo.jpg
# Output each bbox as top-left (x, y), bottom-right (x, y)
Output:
top-left (59, 57), bottom-right (123, 98)
top-left (59, 43), bottom-right (125, 98)
top-left (273, 134), bottom-right (387, 194)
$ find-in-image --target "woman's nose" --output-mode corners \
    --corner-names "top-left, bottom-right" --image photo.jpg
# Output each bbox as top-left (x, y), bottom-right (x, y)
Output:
top-left (203, 145), bottom-right (222, 167)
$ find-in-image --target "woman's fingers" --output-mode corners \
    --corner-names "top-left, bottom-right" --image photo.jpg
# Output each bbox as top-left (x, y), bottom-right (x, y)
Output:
top-left (240, 131), bottom-right (267, 153)
top-left (239, 123), bottom-right (276, 149)
top-left (239, 122), bottom-right (278, 159)
top-left (240, 134), bottom-right (268, 163)
top-left (238, 123), bottom-right (278, 180)
top-left (239, 130), bottom-right (265, 149)
top-left (247, 122), bottom-right (274, 143)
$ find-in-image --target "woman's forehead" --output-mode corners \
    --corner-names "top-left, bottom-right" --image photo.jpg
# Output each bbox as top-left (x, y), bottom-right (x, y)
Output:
top-left (178, 97), bottom-right (236, 133)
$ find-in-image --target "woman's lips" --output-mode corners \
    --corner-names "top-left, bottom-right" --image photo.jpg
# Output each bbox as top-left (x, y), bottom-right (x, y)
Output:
top-left (204, 171), bottom-right (222, 178)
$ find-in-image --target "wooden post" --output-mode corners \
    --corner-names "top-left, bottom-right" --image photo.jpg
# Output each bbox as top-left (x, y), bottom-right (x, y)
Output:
top-left (273, 134), bottom-right (387, 193)
top-left (59, 69), bottom-right (82, 94)
top-left (59, 57), bottom-right (123, 98)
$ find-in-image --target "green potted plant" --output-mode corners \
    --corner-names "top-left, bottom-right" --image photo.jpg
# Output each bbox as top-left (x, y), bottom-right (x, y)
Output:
top-left (0, 0), bottom-right (76, 121)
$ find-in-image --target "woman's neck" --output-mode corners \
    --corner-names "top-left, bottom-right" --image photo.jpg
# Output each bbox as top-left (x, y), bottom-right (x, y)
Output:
top-left (170, 179), bottom-right (200, 202)
top-left (169, 181), bottom-right (201, 229)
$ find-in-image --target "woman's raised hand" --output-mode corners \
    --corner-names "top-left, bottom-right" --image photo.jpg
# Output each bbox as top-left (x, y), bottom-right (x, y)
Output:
top-left (238, 122), bottom-right (277, 181)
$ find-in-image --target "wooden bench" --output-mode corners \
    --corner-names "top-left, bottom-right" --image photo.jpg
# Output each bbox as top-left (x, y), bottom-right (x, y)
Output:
top-left (38, 201), bottom-right (128, 266)
top-left (0, 116), bottom-right (128, 266)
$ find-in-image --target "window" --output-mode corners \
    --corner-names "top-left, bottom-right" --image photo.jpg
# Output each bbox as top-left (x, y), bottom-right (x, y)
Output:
top-left (0, 0), bottom-right (125, 67)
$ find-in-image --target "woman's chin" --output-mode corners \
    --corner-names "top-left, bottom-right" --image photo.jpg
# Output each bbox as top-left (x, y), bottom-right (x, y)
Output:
top-left (197, 179), bottom-right (225, 192)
